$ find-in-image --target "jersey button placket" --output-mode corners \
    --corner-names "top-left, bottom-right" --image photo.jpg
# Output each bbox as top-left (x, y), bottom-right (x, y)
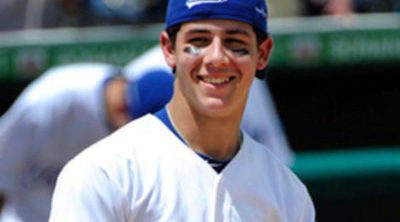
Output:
top-left (213, 177), bottom-right (234, 222)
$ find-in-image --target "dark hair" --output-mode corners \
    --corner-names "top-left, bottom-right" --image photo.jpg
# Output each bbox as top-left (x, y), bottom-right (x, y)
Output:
top-left (253, 27), bottom-right (269, 79)
top-left (166, 24), bottom-right (181, 48)
top-left (166, 24), bottom-right (269, 79)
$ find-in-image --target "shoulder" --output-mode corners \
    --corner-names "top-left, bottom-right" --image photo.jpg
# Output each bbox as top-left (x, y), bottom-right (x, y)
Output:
top-left (242, 132), bottom-right (285, 166)
top-left (55, 114), bottom-right (172, 196)
top-left (241, 134), bottom-right (315, 218)
top-left (60, 114), bottom-right (170, 171)
top-left (243, 133), bottom-right (310, 195)
top-left (62, 113), bottom-right (175, 167)
top-left (50, 115), bottom-right (183, 221)
top-left (51, 141), bottom-right (130, 222)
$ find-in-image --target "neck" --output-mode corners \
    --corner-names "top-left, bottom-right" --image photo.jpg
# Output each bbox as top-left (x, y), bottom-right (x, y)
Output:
top-left (167, 96), bottom-right (244, 161)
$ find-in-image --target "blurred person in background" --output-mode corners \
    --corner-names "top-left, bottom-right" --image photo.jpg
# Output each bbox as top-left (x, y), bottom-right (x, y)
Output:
top-left (0, 0), bottom-right (28, 30)
top-left (353, 0), bottom-right (400, 13)
top-left (301, 0), bottom-right (400, 16)
top-left (41, 0), bottom-right (96, 28)
top-left (0, 0), bottom-right (130, 31)
top-left (87, 0), bottom-right (168, 24)
top-left (0, 62), bottom-right (174, 222)
top-left (267, 0), bottom-right (304, 17)
top-left (323, 0), bottom-right (354, 15)
top-left (301, 0), bottom-right (354, 15)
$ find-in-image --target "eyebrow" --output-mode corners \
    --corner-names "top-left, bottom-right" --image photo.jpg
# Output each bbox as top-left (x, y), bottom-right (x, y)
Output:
top-left (186, 29), bottom-right (210, 35)
top-left (185, 28), bottom-right (251, 37)
top-left (226, 29), bottom-right (252, 37)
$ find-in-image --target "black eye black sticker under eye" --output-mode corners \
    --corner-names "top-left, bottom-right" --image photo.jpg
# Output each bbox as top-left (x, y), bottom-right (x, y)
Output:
top-left (184, 45), bottom-right (202, 56)
top-left (232, 48), bottom-right (249, 56)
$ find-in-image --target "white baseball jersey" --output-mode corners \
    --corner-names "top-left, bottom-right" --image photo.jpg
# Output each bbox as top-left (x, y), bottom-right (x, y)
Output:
top-left (49, 115), bottom-right (315, 222)
top-left (0, 63), bottom-right (118, 222)
top-left (125, 45), bottom-right (294, 165)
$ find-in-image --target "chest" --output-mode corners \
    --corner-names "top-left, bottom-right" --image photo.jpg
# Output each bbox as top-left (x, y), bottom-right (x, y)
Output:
top-left (126, 155), bottom-right (283, 222)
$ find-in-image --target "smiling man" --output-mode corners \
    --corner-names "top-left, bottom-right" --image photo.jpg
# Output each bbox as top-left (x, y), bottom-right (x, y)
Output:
top-left (49, 0), bottom-right (316, 221)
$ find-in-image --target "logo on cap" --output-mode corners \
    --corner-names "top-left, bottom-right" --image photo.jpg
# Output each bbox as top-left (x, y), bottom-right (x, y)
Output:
top-left (186, 0), bottom-right (228, 9)
top-left (255, 6), bottom-right (267, 18)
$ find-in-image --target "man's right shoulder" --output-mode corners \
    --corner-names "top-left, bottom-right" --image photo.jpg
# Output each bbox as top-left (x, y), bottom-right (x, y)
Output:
top-left (57, 114), bottom-right (171, 183)
top-left (69, 114), bottom-right (167, 163)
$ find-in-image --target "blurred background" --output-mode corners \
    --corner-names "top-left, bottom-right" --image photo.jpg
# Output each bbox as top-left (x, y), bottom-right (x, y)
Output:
top-left (0, 0), bottom-right (400, 221)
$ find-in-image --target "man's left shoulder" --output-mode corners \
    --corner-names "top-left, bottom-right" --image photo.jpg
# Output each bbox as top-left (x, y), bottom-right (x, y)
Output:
top-left (244, 133), bottom-right (308, 190)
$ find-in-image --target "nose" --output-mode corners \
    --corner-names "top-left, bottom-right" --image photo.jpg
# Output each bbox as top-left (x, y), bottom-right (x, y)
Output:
top-left (203, 38), bottom-right (229, 67)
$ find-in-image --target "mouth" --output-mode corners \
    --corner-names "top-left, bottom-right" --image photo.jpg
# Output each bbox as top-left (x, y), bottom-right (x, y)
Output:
top-left (198, 76), bottom-right (236, 85)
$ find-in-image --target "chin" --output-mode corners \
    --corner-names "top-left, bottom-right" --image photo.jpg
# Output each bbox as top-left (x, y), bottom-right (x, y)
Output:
top-left (200, 99), bottom-right (232, 116)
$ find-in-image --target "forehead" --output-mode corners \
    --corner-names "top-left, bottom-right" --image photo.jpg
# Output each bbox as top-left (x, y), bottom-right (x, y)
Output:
top-left (179, 19), bottom-right (255, 36)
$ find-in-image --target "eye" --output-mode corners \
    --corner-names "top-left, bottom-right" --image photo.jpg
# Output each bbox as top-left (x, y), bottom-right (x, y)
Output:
top-left (225, 38), bottom-right (250, 55)
top-left (188, 37), bottom-right (210, 47)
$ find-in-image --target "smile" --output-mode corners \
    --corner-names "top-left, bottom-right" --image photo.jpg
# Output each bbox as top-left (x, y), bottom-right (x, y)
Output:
top-left (199, 76), bottom-right (235, 85)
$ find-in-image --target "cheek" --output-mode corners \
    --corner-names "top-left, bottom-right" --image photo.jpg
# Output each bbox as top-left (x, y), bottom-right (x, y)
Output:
top-left (228, 47), bottom-right (258, 66)
top-left (234, 56), bottom-right (257, 74)
top-left (177, 51), bottom-right (202, 76)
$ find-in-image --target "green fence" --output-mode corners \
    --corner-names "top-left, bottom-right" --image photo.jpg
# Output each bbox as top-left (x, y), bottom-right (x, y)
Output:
top-left (1, 13), bottom-right (399, 80)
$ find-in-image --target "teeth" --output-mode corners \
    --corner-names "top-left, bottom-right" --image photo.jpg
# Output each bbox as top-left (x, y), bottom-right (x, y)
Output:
top-left (203, 77), bottom-right (230, 84)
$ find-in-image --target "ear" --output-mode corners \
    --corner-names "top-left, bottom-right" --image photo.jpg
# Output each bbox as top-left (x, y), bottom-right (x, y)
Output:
top-left (160, 31), bottom-right (176, 69)
top-left (256, 37), bottom-right (273, 71)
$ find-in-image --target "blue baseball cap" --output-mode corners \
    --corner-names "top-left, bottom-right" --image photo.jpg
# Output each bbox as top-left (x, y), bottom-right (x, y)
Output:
top-left (126, 69), bottom-right (174, 119)
top-left (165, 0), bottom-right (268, 34)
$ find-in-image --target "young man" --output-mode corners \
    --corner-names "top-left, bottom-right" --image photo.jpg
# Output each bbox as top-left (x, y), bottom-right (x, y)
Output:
top-left (125, 45), bottom-right (294, 166)
top-left (49, 0), bottom-right (316, 221)
top-left (0, 63), bottom-right (173, 222)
